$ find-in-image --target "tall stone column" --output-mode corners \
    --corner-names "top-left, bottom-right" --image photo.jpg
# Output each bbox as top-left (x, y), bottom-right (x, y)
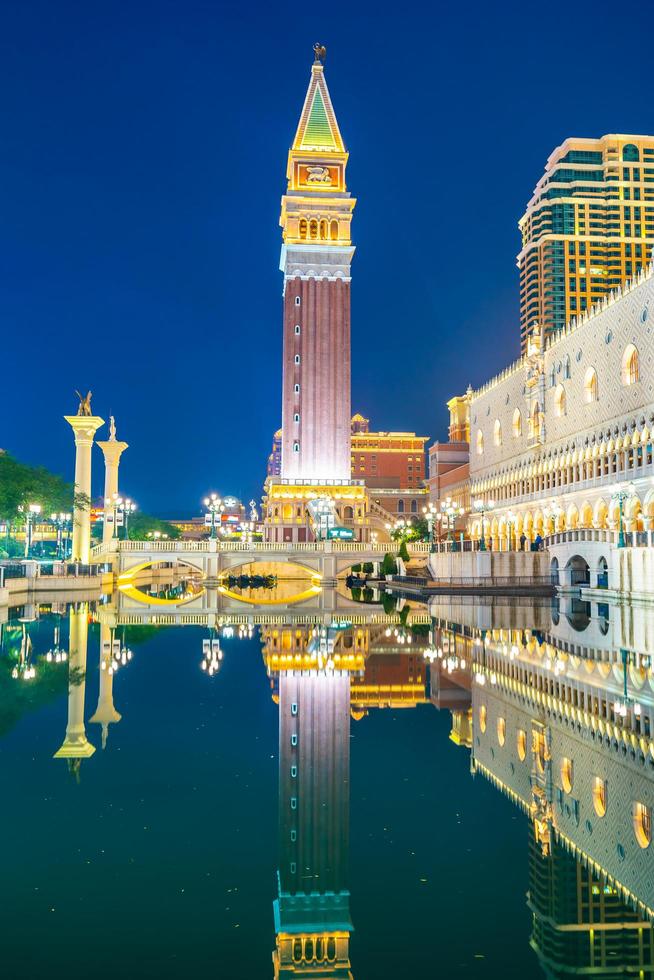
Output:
top-left (54, 602), bottom-right (95, 764)
top-left (64, 413), bottom-right (105, 562)
top-left (89, 623), bottom-right (122, 748)
top-left (97, 416), bottom-right (128, 544)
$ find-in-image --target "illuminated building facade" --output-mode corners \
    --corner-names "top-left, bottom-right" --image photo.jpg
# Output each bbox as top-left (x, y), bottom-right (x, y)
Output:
top-left (349, 414), bottom-right (428, 490)
top-left (264, 51), bottom-right (369, 543)
top-left (441, 256), bottom-right (654, 592)
top-left (518, 135), bottom-right (654, 352)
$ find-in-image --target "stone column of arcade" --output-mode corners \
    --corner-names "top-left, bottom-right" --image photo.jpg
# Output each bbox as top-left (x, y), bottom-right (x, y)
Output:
top-left (64, 402), bottom-right (105, 563)
top-left (54, 602), bottom-right (95, 771)
top-left (96, 416), bottom-right (128, 544)
top-left (89, 622), bottom-right (122, 749)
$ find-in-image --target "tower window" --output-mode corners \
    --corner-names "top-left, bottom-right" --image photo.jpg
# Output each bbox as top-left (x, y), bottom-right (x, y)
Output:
top-left (293, 413), bottom-right (300, 423)
top-left (294, 354), bottom-right (300, 365)
top-left (299, 218), bottom-right (307, 239)
top-left (319, 219), bottom-right (327, 240)
top-left (290, 734), bottom-right (298, 746)
top-left (291, 702), bottom-right (298, 715)
top-left (295, 296), bottom-right (301, 307)
top-left (294, 324), bottom-right (301, 335)
top-left (330, 220), bottom-right (338, 241)
top-left (294, 383), bottom-right (300, 394)
top-left (290, 765), bottom-right (297, 778)
top-left (309, 219), bottom-right (318, 240)
top-left (290, 797), bottom-right (297, 810)
top-left (290, 830), bottom-right (297, 841)
top-left (293, 442), bottom-right (300, 453)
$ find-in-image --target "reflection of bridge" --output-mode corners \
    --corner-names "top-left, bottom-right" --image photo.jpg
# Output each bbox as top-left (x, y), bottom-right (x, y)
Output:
top-left (92, 538), bottom-right (430, 578)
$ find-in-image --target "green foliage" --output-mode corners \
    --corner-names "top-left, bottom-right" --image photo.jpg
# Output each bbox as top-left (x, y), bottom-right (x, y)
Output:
top-left (362, 587), bottom-right (374, 602)
top-left (125, 512), bottom-right (181, 540)
top-left (351, 563), bottom-right (362, 573)
top-left (362, 561), bottom-right (374, 575)
top-left (398, 538), bottom-right (410, 563)
top-left (0, 536), bottom-right (24, 558)
top-left (350, 586), bottom-right (361, 602)
top-left (0, 453), bottom-right (73, 522)
top-left (381, 591), bottom-right (397, 615)
top-left (0, 656), bottom-right (69, 738)
top-left (380, 553), bottom-right (398, 577)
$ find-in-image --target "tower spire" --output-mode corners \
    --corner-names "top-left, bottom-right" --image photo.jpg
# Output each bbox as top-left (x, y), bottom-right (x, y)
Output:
top-left (292, 56), bottom-right (344, 154)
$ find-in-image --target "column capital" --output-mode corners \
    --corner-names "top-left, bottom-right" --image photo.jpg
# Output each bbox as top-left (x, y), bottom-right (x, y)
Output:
top-left (97, 439), bottom-right (128, 462)
top-left (64, 415), bottom-right (105, 444)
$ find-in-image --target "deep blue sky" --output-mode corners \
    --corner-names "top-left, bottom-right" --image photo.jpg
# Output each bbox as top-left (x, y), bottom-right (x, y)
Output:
top-left (3, 0), bottom-right (654, 515)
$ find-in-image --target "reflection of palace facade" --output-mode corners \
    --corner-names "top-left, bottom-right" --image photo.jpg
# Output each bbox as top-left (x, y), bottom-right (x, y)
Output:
top-left (428, 598), bottom-right (654, 975)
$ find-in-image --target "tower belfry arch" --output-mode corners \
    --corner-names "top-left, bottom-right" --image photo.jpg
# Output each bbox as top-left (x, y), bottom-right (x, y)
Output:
top-left (264, 49), bottom-right (369, 544)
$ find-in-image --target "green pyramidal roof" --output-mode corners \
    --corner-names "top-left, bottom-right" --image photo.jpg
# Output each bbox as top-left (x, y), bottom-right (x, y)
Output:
top-left (293, 65), bottom-right (344, 153)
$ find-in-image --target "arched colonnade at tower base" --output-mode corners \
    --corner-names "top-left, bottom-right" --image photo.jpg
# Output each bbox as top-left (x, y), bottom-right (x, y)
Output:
top-left (468, 488), bottom-right (654, 552)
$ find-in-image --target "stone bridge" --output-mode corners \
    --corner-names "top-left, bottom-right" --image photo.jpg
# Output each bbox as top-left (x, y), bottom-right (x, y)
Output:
top-left (92, 538), bottom-right (430, 580)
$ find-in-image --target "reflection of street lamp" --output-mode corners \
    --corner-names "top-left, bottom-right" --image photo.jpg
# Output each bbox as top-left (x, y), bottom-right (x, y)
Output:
top-left (473, 498), bottom-right (494, 551)
top-left (201, 631), bottom-right (223, 675)
top-left (612, 482), bottom-right (636, 549)
top-left (203, 493), bottom-right (223, 539)
top-left (613, 647), bottom-right (642, 719)
top-left (422, 502), bottom-right (438, 552)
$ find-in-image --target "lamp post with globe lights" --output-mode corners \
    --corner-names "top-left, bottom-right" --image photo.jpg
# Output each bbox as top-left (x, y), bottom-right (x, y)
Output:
top-left (612, 481), bottom-right (636, 548)
top-left (203, 493), bottom-right (223, 539)
top-left (473, 498), bottom-right (494, 551)
top-left (422, 502), bottom-right (438, 552)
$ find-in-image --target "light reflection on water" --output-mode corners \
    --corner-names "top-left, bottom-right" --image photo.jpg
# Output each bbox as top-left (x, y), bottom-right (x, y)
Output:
top-left (1, 591), bottom-right (653, 977)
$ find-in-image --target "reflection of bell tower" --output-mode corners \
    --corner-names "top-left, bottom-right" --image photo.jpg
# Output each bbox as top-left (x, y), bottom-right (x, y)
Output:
top-left (264, 47), bottom-right (368, 544)
top-left (265, 626), bottom-right (356, 978)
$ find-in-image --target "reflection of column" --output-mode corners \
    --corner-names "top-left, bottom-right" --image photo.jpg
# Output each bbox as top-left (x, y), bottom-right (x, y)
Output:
top-left (54, 602), bottom-right (95, 766)
top-left (273, 634), bottom-right (353, 978)
top-left (97, 419), bottom-right (128, 544)
top-left (89, 623), bottom-right (121, 748)
top-left (64, 414), bottom-right (105, 562)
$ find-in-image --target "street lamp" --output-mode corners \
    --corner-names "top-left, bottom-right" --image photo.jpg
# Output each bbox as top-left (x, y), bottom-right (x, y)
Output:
top-left (116, 497), bottom-right (136, 540)
top-left (422, 502), bottom-right (438, 552)
top-left (19, 503), bottom-right (42, 557)
top-left (50, 512), bottom-right (72, 559)
top-left (473, 498), bottom-right (494, 551)
top-left (441, 497), bottom-right (465, 542)
top-left (612, 482), bottom-right (636, 549)
top-left (203, 493), bottom-right (223, 539)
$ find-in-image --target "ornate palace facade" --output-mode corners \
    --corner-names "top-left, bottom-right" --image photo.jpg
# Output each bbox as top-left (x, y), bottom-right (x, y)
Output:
top-left (461, 260), bottom-right (654, 551)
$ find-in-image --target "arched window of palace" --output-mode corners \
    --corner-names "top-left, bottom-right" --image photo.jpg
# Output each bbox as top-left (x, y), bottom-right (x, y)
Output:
top-left (623, 143), bottom-right (639, 161)
top-left (555, 385), bottom-right (566, 417)
top-left (592, 777), bottom-right (607, 817)
top-left (410, 499), bottom-right (418, 513)
top-left (560, 758), bottom-right (573, 794)
top-left (309, 219), bottom-right (318, 240)
top-left (517, 729), bottom-right (527, 761)
top-left (633, 801), bottom-right (652, 849)
top-left (584, 367), bottom-right (598, 403)
top-left (330, 220), bottom-right (338, 241)
top-left (479, 705), bottom-right (487, 733)
top-left (397, 499), bottom-right (404, 513)
top-left (493, 419), bottom-right (502, 446)
top-left (299, 218), bottom-right (308, 239)
top-left (563, 355), bottom-right (571, 380)
top-left (476, 430), bottom-right (484, 455)
top-left (496, 717), bottom-right (506, 746)
top-left (622, 344), bottom-right (640, 385)
top-left (512, 408), bottom-right (522, 438)
top-left (319, 219), bottom-right (327, 240)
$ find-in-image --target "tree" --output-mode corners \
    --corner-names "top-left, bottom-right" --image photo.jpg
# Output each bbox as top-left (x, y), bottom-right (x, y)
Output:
top-left (362, 561), bottom-right (374, 575)
top-left (398, 538), bottom-right (410, 563)
top-left (0, 454), bottom-right (74, 523)
top-left (125, 512), bottom-right (181, 540)
top-left (380, 553), bottom-right (397, 577)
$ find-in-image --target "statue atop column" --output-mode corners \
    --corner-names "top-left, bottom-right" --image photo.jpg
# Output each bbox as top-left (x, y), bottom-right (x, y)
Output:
top-left (109, 415), bottom-right (117, 440)
top-left (75, 390), bottom-right (93, 417)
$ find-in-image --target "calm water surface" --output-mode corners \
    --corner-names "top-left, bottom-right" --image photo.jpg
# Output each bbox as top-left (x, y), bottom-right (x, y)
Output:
top-left (2, 593), bottom-right (653, 978)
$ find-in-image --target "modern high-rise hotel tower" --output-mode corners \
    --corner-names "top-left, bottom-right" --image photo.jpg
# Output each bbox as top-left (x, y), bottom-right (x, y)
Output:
top-left (518, 135), bottom-right (654, 352)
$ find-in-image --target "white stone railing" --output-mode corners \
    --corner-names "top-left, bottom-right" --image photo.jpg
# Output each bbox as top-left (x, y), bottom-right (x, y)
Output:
top-left (91, 539), bottom-right (431, 557)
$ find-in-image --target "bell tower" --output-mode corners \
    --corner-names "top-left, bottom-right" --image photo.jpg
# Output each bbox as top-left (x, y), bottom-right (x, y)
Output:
top-left (264, 47), bottom-right (368, 543)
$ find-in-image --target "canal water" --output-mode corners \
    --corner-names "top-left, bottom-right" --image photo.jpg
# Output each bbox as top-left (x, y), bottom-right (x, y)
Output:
top-left (1, 595), bottom-right (652, 978)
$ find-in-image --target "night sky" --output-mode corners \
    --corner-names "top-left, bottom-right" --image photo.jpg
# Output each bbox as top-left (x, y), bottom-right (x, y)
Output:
top-left (3, 1), bottom-right (654, 515)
